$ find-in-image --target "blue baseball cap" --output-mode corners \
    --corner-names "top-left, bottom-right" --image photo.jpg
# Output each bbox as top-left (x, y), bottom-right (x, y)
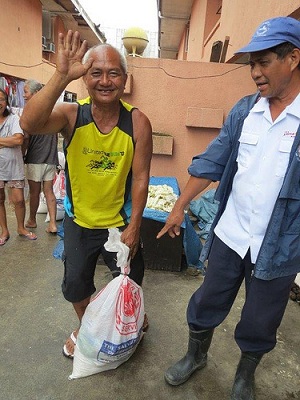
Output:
top-left (235, 16), bottom-right (300, 54)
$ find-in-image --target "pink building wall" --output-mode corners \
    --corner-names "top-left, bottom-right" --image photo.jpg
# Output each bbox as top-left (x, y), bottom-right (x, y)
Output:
top-left (2, 0), bottom-right (299, 193)
top-left (0, 0), bottom-right (87, 96)
top-left (184, 0), bottom-right (300, 62)
top-left (122, 57), bottom-right (255, 191)
top-left (0, 0), bottom-right (257, 192)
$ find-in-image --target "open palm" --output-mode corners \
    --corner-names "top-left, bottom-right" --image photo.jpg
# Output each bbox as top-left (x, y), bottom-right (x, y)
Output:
top-left (56, 30), bottom-right (92, 81)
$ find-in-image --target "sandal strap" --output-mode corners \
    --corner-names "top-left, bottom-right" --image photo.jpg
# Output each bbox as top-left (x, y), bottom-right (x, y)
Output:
top-left (70, 331), bottom-right (77, 344)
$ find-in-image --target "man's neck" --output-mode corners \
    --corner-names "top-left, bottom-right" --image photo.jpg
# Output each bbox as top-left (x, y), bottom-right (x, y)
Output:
top-left (91, 101), bottom-right (121, 134)
top-left (269, 81), bottom-right (300, 122)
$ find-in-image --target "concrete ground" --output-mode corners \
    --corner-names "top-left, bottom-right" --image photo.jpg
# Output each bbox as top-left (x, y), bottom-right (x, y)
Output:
top-left (0, 205), bottom-right (299, 400)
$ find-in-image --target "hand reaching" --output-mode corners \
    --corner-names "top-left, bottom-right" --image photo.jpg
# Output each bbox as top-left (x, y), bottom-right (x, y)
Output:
top-left (156, 208), bottom-right (184, 239)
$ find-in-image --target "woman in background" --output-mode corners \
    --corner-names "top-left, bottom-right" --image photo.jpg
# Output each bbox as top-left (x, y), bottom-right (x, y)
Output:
top-left (23, 79), bottom-right (58, 234)
top-left (0, 88), bottom-right (37, 245)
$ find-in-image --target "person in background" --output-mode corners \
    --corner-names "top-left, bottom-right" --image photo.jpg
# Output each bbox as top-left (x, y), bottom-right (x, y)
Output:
top-left (23, 79), bottom-right (58, 234)
top-left (0, 89), bottom-right (37, 244)
top-left (157, 17), bottom-right (300, 400)
top-left (20, 31), bottom-right (152, 358)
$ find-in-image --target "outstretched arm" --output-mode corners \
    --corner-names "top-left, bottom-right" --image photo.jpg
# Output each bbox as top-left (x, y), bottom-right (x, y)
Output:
top-left (156, 176), bottom-right (212, 239)
top-left (20, 30), bottom-right (92, 136)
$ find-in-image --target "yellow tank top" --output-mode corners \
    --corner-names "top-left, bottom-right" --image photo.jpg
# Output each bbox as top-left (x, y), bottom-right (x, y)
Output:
top-left (64, 100), bottom-right (135, 229)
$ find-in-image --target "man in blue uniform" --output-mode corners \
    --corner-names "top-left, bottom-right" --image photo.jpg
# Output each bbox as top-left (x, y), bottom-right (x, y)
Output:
top-left (157, 17), bottom-right (300, 400)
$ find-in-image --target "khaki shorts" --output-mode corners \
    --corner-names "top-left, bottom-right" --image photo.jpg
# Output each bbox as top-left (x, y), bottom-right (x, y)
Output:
top-left (26, 164), bottom-right (56, 182)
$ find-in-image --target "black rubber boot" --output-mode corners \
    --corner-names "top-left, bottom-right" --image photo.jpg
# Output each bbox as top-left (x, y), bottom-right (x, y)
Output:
top-left (230, 352), bottom-right (263, 400)
top-left (164, 329), bottom-right (214, 386)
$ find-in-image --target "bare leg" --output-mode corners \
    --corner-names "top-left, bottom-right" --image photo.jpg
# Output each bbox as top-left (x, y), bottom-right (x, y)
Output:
top-left (73, 297), bottom-right (91, 322)
top-left (64, 297), bottom-right (91, 356)
top-left (26, 180), bottom-right (41, 228)
top-left (10, 187), bottom-right (34, 236)
top-left (43, 180), bottom-right (57, 233)
top-left (0, 188), bottom-right (9, 239)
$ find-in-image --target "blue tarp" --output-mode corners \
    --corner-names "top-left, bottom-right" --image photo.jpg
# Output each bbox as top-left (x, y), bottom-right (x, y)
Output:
top-left (183, 213), bottom-right (205, 270)
top-left (52, 221), bottom-right (64, 260)
top-left (189, 189), bottom-right (219, 240)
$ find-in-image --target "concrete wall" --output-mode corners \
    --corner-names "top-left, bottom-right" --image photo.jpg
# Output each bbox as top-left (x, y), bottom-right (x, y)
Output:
top-left (122, 56), bottom-right (255, 191)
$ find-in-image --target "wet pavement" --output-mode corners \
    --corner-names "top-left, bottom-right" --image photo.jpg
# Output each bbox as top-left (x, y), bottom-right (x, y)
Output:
top-left (1, 205), bottom-right (299, 400)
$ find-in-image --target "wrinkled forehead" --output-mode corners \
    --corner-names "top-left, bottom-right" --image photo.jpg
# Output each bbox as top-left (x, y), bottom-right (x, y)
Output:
top-left (89, 46), bottom-right (123, 69)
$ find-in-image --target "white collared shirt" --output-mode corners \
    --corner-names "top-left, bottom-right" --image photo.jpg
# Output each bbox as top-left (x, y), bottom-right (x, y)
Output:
top-left (215, 94), bottom-right (300, 263)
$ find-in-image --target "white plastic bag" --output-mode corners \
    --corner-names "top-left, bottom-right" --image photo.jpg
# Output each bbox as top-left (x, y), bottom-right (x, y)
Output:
top-left (52, 170), bottom-right (65, 200)
top-left (45, 199), bottom-right (65, 222)
top-left (36, 193), bottom-right (48, 214)
top-left (44, 170), bottom-right (65, 221)
top-left (58, 151), bottom-right (65, 170)
top-left (69, 228), bottom-right (145, 380)
top-left (37, 171), bottom-right (66, 216)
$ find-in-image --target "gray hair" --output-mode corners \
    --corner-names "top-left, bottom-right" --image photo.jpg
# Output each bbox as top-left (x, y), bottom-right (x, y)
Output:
top-left (82, 44), bottom-right (128, 74)
top-left (24, 79), bottom-right (43, 94)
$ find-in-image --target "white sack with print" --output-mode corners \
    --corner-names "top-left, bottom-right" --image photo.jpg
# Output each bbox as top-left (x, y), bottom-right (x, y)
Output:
top-left (69, 228), bottom-right (145, 379)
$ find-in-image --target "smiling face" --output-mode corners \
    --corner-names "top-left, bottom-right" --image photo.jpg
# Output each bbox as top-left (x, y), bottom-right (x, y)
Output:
top-left (249, 49), bottom-right (296, 99)
top-left (83, 45), bottom-right (127, 106)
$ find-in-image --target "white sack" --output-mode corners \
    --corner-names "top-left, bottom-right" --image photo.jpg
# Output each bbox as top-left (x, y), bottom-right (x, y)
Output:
top-left (69, 228), bottom-right (145, 379)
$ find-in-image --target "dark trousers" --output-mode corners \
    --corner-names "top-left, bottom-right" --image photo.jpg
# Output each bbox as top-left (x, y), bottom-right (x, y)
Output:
top-left (62, 214), bottom-right (144, 303)
top-left (187, 236), bottom-right (295, 353)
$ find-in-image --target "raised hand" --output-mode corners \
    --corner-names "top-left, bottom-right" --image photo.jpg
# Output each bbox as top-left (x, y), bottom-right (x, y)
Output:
top-left (56, 30), bottom-right (92, 82)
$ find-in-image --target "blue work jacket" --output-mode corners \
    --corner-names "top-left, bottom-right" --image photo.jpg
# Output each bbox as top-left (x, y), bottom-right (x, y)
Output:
top-left (188, 93), bottom-right (300, 280)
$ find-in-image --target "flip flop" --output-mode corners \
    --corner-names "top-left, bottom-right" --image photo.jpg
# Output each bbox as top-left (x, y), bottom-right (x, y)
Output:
top-left (62, 331), bottom-right (77, 359)
top-left (19, 232), bottom-right (37, 240)
top-left (0, 236), bottom-right (10, 246)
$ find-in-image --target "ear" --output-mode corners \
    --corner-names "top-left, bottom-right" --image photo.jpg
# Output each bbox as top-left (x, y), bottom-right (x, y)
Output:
top-left (290, 48), bottom-right (300, 71)
top-left (124, 73), bottom-right (128, 89)
top-left (82, 74), bottom-right (88, 90)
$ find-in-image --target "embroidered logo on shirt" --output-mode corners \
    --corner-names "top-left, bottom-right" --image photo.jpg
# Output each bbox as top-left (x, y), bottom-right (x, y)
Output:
top-left (283, 130), bottom-right (296, 137)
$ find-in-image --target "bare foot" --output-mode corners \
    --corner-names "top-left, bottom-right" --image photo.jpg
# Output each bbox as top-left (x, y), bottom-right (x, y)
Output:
top-left (0, 229), bottom-right (10, 239)
top-left (18, 229), bottom-right (37, 240)
top-left (46, 226), bottom-right (57, 234)
top-left (0, 235), bottom-right (10, 246)
top-left (25, 220), bottom-right (37, 228)
top-left (63, 330), bottom-right (79, 358)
